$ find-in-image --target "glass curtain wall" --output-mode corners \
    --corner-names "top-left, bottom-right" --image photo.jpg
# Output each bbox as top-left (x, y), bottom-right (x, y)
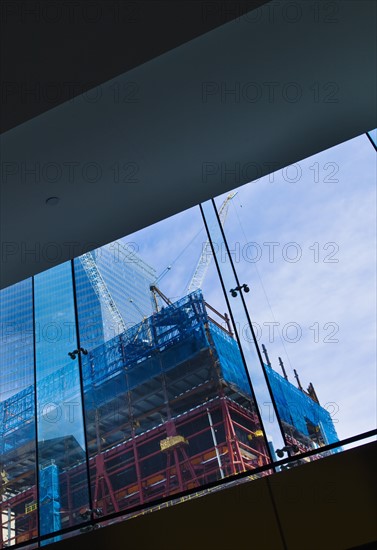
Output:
top-left (0, 131), bottom-right (375, 546)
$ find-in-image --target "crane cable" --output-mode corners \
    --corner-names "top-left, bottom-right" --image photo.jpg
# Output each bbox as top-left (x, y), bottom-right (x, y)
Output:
top-left (153, 226), bottom-right (205, 299)
top-left (231, 195), bottom-right (295, 375)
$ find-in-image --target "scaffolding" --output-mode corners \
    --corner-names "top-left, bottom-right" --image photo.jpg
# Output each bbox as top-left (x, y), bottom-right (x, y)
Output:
top-left (0, 290), bottom-right (340, 546)
top-left (39, 463), bottom-right (61, 537)
top-left (265, 365), bottom-right (340, 451)
top-left (0, 290), bottom-right (269, 546)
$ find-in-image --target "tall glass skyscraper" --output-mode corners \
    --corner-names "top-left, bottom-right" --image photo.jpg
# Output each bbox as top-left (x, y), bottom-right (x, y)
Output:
top-left (74, 255), bottom-right (107, 351)
top-left (0, 242), bottom-right (156, 397)
top-left (91, 239), bottom-right (156, 330)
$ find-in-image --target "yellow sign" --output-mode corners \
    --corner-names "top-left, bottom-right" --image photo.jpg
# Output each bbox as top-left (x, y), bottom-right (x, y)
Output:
top-left (160, 435), bottom-right (188, 451)
top-left (25, 502), bottom-right (38, 514)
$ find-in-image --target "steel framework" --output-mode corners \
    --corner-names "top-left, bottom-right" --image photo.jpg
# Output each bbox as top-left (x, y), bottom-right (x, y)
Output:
top-left (0, 290), bottom-right (339, 547)
top-left (1, 290), bottom-right (269, 547)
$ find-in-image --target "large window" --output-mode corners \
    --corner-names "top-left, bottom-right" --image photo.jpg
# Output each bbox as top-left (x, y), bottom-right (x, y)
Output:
top-left (0, 132), bottom-right (375, 547)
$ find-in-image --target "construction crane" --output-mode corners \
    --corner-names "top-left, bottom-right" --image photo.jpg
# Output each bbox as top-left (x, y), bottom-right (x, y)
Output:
top-left (187, 192), bottom-right (237, 293)
top-left (150, 285), bottom-right (174, 311)
top-left (79, 252), bottom-right (127, 334)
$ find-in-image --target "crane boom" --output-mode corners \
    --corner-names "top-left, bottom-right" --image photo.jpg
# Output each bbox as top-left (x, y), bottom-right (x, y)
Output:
top-left (79, 252), bottom-right (127, 333)
top-left (188, 192), bottom-right (237, 293)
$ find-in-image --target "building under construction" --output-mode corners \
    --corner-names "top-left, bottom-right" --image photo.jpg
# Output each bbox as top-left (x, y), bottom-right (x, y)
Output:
top-left (1, 290), bottom-right (271, 546)
top-left (262, 346), bottom-right (340, 456)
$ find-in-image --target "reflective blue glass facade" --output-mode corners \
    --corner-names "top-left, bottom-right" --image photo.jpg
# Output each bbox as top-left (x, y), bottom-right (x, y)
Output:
top-left (0, 279), bottom-right (37, 547)
top-left (73, 256), bottom-right (105, 351)
top-left (0, 279), bottom-right (34, 400)
top-left (92, 241), bottom-right (156, 329)
top-left (34, 262), bottom-right (90, 539)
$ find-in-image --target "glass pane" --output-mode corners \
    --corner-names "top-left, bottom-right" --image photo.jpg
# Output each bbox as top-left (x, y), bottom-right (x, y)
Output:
top-left (74, 206), bottom-right (271, 517)
top-left (0, 279), bottom-right (37, 547)
top-left (214, 132), bottom-right (376, 457)
top-left (34, 262), bottom-right (91, 540)
top-left (200, 199), bottom-right (286, 456)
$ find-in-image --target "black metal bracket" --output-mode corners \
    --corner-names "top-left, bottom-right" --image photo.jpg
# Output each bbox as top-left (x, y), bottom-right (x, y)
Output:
top-left (229, 283), bottom-right (250, 297)
top-left (68, 347), bottom-right (88, 360)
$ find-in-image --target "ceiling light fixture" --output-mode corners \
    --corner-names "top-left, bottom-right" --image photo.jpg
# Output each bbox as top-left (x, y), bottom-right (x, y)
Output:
top-left (45, 196), bottom-right (60, 206)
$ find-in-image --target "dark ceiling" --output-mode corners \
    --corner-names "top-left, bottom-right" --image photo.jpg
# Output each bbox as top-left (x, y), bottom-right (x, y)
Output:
top-left (1, 0), bottom-right (376, 289)
top-left (0, 0), bottom-right (268, 133)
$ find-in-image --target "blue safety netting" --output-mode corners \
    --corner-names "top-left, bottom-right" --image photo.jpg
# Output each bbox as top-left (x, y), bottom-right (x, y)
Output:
top-left (265, 365), bottom-right (340, 446)
top-left (1, 291), bottom-right (248, 438)
top-left (1, 290), bottom-right (339, 453)
top-left (39, 462), bottom-right (61, 537)
top-left (81, 290), bottom-right (253, 401)
top-left (208, 322), bottom-right (251, 396)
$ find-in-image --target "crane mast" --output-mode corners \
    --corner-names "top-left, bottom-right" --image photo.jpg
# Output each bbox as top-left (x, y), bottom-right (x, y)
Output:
top-left (187, 192), bottom-right (237, 292)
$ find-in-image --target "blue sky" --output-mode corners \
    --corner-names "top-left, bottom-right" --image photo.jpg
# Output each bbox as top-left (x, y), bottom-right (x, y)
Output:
top-left (124, 132), bottom-right (376, 445)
